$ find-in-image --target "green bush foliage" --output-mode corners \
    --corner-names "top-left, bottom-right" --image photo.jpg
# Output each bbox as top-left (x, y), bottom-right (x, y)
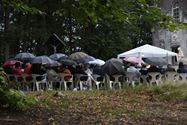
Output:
top-left (0, 67), bottom-right (37, 110)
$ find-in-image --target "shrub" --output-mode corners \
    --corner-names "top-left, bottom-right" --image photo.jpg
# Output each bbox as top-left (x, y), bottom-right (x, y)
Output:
top-left (0, 67), bottom-right (37, 110)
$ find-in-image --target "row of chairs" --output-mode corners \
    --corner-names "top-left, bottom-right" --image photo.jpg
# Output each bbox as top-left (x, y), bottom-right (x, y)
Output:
top-left (5, 72), bottom-right (186, 91)
top-left (104, 72), bottom-right (187, 89)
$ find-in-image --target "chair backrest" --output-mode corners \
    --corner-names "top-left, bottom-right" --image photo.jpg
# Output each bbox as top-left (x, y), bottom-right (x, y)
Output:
top-left (125, 72), bottom-right (138, 82)
top-left (165, 72), bottom-right (178, 81)
top-left (179, 73), bottom-right (187, 81)
top-left (148, 72), bottom-right (161, 80)
top-left (93, 74), bottom-right (104, 82)
top-left (112, 74), bottom-right (123, 83)
top-left (22, 74), bottom-right (35, 83)
top-left (139, 75), bottom-right (149, 84)
top-left (75, 74), bottom-right (88, 81)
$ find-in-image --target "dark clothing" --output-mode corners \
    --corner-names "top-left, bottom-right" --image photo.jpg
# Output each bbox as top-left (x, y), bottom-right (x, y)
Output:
top-left (13, 68), bottom-right (23, 76)
top-left (93, 67), bottom-right (104, 76)
top-left (165, 68), bottom-right (176, 72)
top-left (139, 69), bottom-right (148, 75)
top-left (147, 66), bottom-right (165, 74)
top-left (75, 67), bottom-right (87, 75)
top-left (30, 64), bottom-right (46, 81)
top-left (177, 62), bottom-right (187, 73)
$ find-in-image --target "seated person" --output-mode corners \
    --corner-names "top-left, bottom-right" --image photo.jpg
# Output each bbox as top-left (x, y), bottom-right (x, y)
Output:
top-left (46, 67), bottom-right (60, 81)
top-left (126, 63), bottom-right (141, 76)
top-left (59, 65), bottom-right (72, 81)
top-left (147, 65), bottom-right (164, 74)
top-left (177, 62), bottom-right (187, 73)
top-left (139, 65), bottom-right (148, 75)
top-left (13, 62), bottom-right (23, 76)
top-left (30, 64), bottom-right (47, 81)
top-left (24, 63), bottom-right (32, 74)
top-left (165, 64), bottom-right (176, 72)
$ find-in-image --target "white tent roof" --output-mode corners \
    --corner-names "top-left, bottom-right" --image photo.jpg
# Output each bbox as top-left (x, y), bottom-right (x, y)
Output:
top-left (117, 44), bottom-right (177, 58)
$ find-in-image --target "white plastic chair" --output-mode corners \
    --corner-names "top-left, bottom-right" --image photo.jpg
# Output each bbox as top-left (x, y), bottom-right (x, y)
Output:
top-left (75, 74), bottom-right (89, 90)
top-left (178, 73), bottom-right (187, 83)
top-left (93, 74), bottom-right (104, 90)
top-left (111, 75), bottom-right (123, 89)
top-left (59, 73), bottom-right (73, 91)
top-left (139, 75), bottom-right (149, 86)
top-left (165, 72), bottom-right (178, 83)
top-left (147, 72), bottom-right (162, 86)
top-left (125, 72), bottom-right (139, 87)
top-left (32, 74), bottom-right (47, 91)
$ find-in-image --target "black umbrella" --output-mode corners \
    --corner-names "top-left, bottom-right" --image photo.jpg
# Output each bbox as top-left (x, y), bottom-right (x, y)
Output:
top-left (58, 58), bottom-right (77, 66)
top-left (102, 58), bottom-right (124, 75)
top-left (49, 53), bottom-right (67, 61)
top-left (31, 56), bottom-right (54, 65)
top-left (15, 52), bottom-right (35, 61)
top-left (143, 57), bottom-right (167, 66)
top-left (69, 52), bottom-right (89, 61)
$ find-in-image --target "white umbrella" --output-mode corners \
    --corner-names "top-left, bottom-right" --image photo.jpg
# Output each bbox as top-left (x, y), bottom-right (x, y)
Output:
top-left (118, 44), bottom-right (177, 58)
top-left (88, 59), bottom-right (105, 66)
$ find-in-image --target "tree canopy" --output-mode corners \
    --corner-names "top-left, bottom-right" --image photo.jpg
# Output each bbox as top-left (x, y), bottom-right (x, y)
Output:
top-left (0, 0), bottom-right (186, 61)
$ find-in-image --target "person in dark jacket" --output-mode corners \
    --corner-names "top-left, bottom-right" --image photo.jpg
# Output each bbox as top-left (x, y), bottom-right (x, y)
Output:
top-left (177, 62), bottom-right (187, 73)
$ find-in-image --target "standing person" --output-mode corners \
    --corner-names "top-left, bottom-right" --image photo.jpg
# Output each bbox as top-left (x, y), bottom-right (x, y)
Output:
top-left (176, 46), bottom-right (184, 62)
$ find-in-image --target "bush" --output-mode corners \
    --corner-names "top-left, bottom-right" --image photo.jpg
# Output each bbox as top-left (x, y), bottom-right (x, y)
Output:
top-left (0, 67), bottom-right (37, 110)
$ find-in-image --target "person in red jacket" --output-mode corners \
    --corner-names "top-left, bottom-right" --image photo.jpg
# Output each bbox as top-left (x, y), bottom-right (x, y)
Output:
top-left (13, 62), bottom-right (23, 76)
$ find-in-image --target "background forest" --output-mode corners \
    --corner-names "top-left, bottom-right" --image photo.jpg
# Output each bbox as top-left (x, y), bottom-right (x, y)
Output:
top-left (0, 0), bottom-right (186, 62)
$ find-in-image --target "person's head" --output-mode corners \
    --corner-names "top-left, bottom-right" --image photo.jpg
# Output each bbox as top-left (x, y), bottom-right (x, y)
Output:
top-left (15, 62), bottom-right (21, 68)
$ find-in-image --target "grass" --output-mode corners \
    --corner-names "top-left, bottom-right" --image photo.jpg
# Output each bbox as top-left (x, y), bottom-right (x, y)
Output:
top-left (26, 82), bottom-right (187, 123)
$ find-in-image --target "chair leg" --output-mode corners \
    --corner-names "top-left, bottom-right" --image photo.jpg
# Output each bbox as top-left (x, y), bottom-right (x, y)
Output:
top-left (118, 82), bottom-right (121, 89)
top-left (96, 82), bottom-right (100, 90)
top-left (64, 81), bottom-right (67, 91)
top-left (35, 82), bottom-right (39, 91)
top-left (79, 81), bottom-right (83, 90)
top-left (109, 81), bottom-right (113, 89)
top-left (131, 81), bottom-right (135, 87)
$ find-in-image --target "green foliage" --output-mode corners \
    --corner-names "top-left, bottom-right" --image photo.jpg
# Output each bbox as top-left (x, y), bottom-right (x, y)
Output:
top-left (1, 0), bottom-right (187, 60)
top-left (0, 67), bottom-right (37, 110)
top-left (0, 87), bottom-right (38, 110)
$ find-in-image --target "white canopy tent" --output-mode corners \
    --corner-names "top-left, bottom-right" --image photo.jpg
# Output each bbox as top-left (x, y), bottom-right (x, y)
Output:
top-left (117, 44), bottom-right (177, 58)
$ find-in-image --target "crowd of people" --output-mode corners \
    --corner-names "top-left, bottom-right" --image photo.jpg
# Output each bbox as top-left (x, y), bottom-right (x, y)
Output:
top-left (2, 56), bottom-right (187, 90)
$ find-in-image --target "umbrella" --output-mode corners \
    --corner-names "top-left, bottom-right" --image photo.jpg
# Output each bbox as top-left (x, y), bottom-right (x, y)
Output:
top-left (76, 56), bottom-right (96, 64)
top-left (45, 61), bottom-right (61, 67)
top-left (58, 58), bottom-right (77, 66)
top-left (3, 60), bottom-right (23, 67)
top-left (143, 57), bottom-right (167, 66)
top-left (49, 53), bottom-right (67, 61)
top-left (31, 56), bottom-right (54, 65)
top-left (102, 58), bottom-right (124, 75)
top-left (69, 52), bottom-right (89, 61)
top-left (15, 52), bottom-right (35, 61)
top-left (88, 59), bottom-right (105, 66)
top-left (123, 57), bottom-right (145, 64)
